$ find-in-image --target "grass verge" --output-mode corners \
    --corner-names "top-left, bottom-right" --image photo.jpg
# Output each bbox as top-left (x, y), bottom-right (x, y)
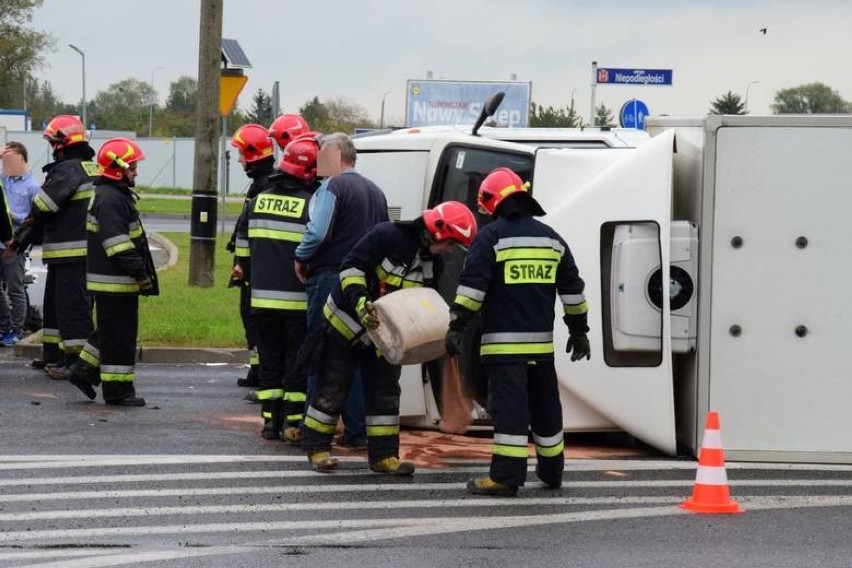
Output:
top-left (136, 196), bottom-right (244, 217)
top-left (138, 232), bottom-right (245, 347)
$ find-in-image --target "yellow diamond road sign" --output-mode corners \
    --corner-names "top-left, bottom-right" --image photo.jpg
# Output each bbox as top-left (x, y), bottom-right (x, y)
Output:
top-left (219, 74), bottom-right (249, 117)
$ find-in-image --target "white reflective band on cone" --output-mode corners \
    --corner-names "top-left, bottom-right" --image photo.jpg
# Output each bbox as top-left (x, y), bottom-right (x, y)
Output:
top-left (695, 466), bottom-right (728, 486)
top-left (701, 429), bottom-right (723, 449)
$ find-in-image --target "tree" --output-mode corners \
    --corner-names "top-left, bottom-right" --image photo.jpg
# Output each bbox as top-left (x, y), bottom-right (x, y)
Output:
top-left (594, 103), bottom-right (615, 127)
top-left (90, 78), bottom-right (154, 133)
top-left (246, 88), bottom-right (273, 125)
top-left (163, 76), bottom-right (198, 136)
top-left (771, 82), bottom-right (849, 114)
top-left (0, 0), bottom-right (54, 110)
top-left (24, 77), bottom-right (64, 127)
top-left (298, 96), bottom-right (374, 133)
top-left (529, 101), bottom-right (582, 127)
top-left (710, 91), bottom-right (747, 115)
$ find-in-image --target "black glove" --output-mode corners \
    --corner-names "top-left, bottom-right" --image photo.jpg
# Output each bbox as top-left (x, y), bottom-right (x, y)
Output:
top-left (445, 328), bottom-right (464, 356)
top-left (355, 297), bottom-right (379, 329)
top-left (566, 334), bottom-right (591, 362)
top-left (137, 277), bottom-right (155, 293)
top-left (225, 236), bottom-right (236, 253)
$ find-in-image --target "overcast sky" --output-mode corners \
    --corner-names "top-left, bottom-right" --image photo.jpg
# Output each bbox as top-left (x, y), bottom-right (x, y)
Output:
top-left (31, 0), bottom-right (852, 126)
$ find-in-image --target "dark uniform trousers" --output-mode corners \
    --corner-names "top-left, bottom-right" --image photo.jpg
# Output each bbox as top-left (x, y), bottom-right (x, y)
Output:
top-left (253, 311), bottom-right (307, 427)
top-left (42, 262), bottom-right (93, 364)
top-left (95, 294), bottom-right (139, 401)
top-left (486, 361), bottom-right (565, 488)
top-left (302, 329), bottom-right (401, 463)
top-left (238, 263), bottom-right (260, 376)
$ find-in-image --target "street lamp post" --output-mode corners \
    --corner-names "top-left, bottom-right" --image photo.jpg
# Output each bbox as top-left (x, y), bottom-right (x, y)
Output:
top-left (380, 90), bottom-right (390, 129)
top-left (149, 66), bottom-right (164, 137)
top-left (68, 44), bottom-right (87, 129)
top-left (745, 80), bottom-right (759, 113)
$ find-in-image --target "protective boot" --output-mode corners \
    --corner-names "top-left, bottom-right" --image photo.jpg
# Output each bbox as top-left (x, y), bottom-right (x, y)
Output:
top-left (105, 396), bottom-right (146, 407)
top-left (308, 451), bottom-right (338, 473)
top-left (536, 465), bottom-right (562, 489)
top-left (260, 400), bottom-right (284, 440)
top-left (282, 426), bottom-right (302, 446)
top-left (369, 456), bottom-right (415, 476)
top-left (237, 365), bottom-right (259, 387)
top-left (467, 476), bottom-right (519, 497)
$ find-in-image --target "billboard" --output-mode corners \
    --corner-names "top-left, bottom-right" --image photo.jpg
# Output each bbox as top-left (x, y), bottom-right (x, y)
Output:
top-left (405, 80), bottom-right (531, 127)
top-left (596, 68), bottom-right (673, 86)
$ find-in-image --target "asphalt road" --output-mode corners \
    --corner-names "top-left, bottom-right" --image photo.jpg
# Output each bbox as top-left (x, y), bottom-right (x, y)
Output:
top-left (0, 359), bottom-right (850, 568)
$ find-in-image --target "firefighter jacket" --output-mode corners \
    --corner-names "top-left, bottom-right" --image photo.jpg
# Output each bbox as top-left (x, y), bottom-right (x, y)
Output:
top-left (25, 144), bottom-right (98, 263)
top-left (86, 180), bottom-right (159, 297)
top-left (451, 212), bottom-right (588, 363)
top-left (324, 220), bottom-right (435, 345)
top-left (0, 182), bottom-right (13, 244)
top-left (245, 176), bottom-right (312, 314)
top-left (230, 161), bottom-right (276, 262)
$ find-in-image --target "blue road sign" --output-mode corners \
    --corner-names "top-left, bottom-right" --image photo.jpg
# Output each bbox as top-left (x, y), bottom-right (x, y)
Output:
top-left (619, 99), bottom-right (650, 130)
top-left (597, 68), bottom-right (673, 86)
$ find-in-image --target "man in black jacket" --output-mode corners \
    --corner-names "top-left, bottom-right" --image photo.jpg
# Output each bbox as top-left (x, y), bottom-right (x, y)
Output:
top-left (302, 201), bottom-right (477, 475)
top-left (12, 115), bottom-right (97, 376)
top-left (445, 167), bottom-right (591, 497)
top-left (67, 138), bottom-right (158, 406)
top-left (228, 124), bottom-right (277, 389)
top-left (238, 134), bottom-right (317, 442)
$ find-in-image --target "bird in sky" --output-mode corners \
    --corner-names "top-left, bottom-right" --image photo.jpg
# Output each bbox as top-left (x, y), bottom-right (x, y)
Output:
top-left (759, 28), bottom-right (767, 34)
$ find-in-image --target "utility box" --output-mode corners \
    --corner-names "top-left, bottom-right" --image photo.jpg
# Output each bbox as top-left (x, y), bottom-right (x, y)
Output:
top-left (648, 115), bottom-right (852, 463)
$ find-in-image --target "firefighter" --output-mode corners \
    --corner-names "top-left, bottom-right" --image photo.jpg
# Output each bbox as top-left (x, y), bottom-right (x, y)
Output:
top-left (267, 113), bottom-right (309, 152)
top-left (227, 123), bottom-right (281, 389)
top-left (66, 138), bottom-right (158, 406)
top-left (240, 133), bottom-right (317, 441)
top-left (445, 167), bottom-right (591, 497)
top-left (302, 201), bottom-right (478, 475)
top-left (11, 115), bottom-right (97, 376)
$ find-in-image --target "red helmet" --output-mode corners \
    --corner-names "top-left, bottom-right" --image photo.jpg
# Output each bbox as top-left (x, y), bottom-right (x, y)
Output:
top-left (268, 114), bottom-right (310, 150)
top-left (477, 167), bottom-right (532, 216)
top-left (278, 134), bottom-right (319, 182)
top-left (422, 201), bottom-right (478, 247)
top-left (230, 124), bottom-right (275, 163)
top-left (97, 138), bottom-right (145, 181)
top-left (43, 115), bottom-right (87, 149)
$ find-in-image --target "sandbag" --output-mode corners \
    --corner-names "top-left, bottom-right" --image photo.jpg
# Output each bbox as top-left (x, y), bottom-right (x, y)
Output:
top-left (367, 288), bottom-right (450, 365)
top-left (440, 355), bottom-right (473, 434)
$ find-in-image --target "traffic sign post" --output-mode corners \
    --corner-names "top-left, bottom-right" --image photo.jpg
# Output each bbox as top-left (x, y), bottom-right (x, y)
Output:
top-left (619, 99), bottom-right (650, 130)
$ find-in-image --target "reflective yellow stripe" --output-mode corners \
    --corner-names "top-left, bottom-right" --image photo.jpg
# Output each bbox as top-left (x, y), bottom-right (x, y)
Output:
top-left (105, 241), bottom-right (135, 257)
top-left (87, 281), bottom-right (139, 293)
top-left (480, 342), bottom-right (554, 356)
top-left (536, 439), bottom-right (565, 458)
top-left (564, 300), bottom-right (589, 315)
top-left (253, 194), bottom-right (306, 218)
top-left (101, 372), bottom-right (134, 383)
top-left (79, 349), bottom-right (100, 367)
top-left (495, 248), bottom-right (562, 262)
top-left (284, 391), bottom-right (307, 402)
top-left (303, 415), bottom-right (336, 435)
top-left (454, 294), bottom-right (482, 312)
top-left (257, 389), bottom-right (284, 401)
top-left (43, 248), bottom-right (86, 259)
top-left (341, 275), bottom-right (367, 290)
top-left (366, 425), bottom-right (399, 437)
top-left (492, 444), bottom-right (529, 458)
top-left (129, 226), bottom-right (143, 238)
top-left (249, 352), bottom-right (259, 365)
top-left (86, 222), bottom-right (99, 232)
top-left (71, 189), bottom-right (94, 200)
top-left (234, 247), bottom-right (250, 258)
top-left (324, 303), bottom-right (356, 341)
top-left (247, 228), bottom-right (303, 242)
top-left (250, 298), bottom-right (308, 311)
top-left (42, 335), bottom-right (61, 345)
top-left (286, 413), bottom-right (304, 422)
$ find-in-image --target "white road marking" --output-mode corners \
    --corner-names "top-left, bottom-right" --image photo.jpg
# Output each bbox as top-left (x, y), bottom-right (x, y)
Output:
top-left (0, 496), bottom-right (678, 522)
top-left (2, 478), bottom-right (850, 503)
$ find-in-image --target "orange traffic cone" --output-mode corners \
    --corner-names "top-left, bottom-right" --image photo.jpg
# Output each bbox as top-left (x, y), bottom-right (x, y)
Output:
top-left (680, 411), bottom-right (744, 514)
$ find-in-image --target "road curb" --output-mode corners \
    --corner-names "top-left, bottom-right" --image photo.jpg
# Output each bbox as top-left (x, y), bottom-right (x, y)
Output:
top-left (12, 340), bottom-right (249, 365)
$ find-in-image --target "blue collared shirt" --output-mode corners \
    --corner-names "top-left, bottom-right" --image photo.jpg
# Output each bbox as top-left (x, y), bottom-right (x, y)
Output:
top-left (2, 171), bottom-right (40, 228)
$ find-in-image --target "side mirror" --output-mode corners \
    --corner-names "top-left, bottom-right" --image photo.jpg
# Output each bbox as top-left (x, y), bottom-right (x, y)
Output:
top-left (471, 91), bottom-right (506, 136)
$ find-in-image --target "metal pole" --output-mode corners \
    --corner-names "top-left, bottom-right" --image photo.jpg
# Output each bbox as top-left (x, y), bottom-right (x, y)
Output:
top-left (745, 80), bottom-right (759, 113)
top-left (149, 66), bottom-right (164, 137)
top-left (380, 90), bottom-right (390, 129)
top-left (172, 137), bottom-right (177, 189)
top-left (69, 44), bottom-right (87, 129)
top-left (590, 61), bottom-right (598, 127)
